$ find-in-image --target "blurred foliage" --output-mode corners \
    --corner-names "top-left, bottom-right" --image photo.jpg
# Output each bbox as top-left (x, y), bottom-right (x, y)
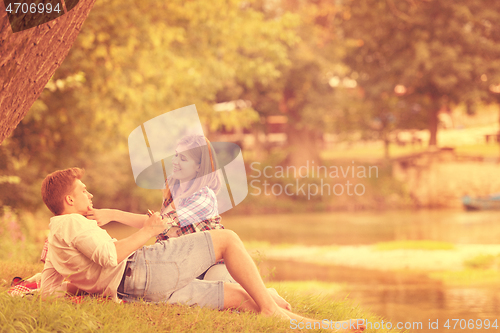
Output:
top-left (341, 0), bottom-right (500, 148)
top-left (0, 207), bottom-right (42, 263)
top-left (241, 0), bottom-right (354, 166)
top-left (2, 0), bottom-right (500, 213)
top-left (0, 0), bottom-right (298, 213)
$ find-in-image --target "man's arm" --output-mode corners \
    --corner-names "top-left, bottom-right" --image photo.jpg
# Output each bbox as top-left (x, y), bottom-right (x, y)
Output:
top-left (86, 208), bottom-right (148, 228)
top-left (41, 272), bottom-right (82, 299)
top-left (113, 212), bottom-right (166, 264)
top-left (40, 265), bottom-right (66, 299)
top-left (73, 212), bottom-right (166, 267)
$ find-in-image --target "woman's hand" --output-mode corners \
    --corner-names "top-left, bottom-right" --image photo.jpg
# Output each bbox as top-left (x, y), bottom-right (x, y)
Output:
top-left (85, 208), bottom-right (115, 227)
top-left (166, 226), bottom-right (180, 238)
top-left (143, 212), bottom-right (167, 236)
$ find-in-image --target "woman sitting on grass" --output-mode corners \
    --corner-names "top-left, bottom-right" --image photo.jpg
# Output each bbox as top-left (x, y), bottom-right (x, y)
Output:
top-left (157, 135), bottom-right (222, 237)
top-left (154, 135), bottom-right (234, 282)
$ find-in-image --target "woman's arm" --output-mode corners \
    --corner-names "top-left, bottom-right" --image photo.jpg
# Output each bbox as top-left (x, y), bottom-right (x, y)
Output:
top-left (176, 216), bottom-right (223, 236)
top-left (86, 208), bottom-right (148, 228)
top-left (114, 213), bottom-right (165, 263)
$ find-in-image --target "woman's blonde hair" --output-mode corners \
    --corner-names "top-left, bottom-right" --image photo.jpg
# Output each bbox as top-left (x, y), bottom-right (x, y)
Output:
top-left (162, 135), bottom-right (221, 207)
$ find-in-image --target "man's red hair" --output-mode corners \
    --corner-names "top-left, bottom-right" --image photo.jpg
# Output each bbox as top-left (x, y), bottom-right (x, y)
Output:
top-left (41, 168), bottom-right (85, 215)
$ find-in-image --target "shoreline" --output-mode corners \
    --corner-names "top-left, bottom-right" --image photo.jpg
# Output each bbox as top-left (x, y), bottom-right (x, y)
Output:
top-left (246, 243), bottom-right (500, 272)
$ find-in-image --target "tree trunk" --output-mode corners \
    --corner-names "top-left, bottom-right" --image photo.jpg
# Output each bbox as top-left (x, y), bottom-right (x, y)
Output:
top-left (0, 0), bottom-right (97, 145)
top-left (284, 124), bottom-right (321, 171)
top-left (428, 105), bottom-right (439, 148)
top-left (383, 137), bottom-right (390, 161)
top-left (498, 107), bottom-right (500, 163)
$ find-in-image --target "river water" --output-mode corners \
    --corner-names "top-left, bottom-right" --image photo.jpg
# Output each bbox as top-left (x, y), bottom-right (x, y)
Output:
top-left (222, 210), bottom-right (500, 333)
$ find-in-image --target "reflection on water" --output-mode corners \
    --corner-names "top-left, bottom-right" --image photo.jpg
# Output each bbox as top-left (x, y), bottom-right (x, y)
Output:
top-left (223, 210), bottom-right (500, 245)
top-left (223, 210), bottom-right (500, 333)
top-left (262, 260), bottom-right (500, 333)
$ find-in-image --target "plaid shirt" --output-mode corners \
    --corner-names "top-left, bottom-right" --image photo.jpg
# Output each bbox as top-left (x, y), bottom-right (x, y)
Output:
top-left (156, 187), bottom-right (223, 241)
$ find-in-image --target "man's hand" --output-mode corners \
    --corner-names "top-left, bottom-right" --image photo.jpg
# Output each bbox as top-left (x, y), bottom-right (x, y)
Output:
top-left (114, 212), bottom-right (166, 264)
top-left (85, 207), bottom-right (115, 227)
top-left (143, 212), bottom-right (169, 237)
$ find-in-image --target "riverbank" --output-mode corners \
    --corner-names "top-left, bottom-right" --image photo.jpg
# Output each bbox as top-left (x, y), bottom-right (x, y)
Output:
top-left (246, 242), bottom-right (500, 271)
top-left (246, 242), bottom-right (500, 287)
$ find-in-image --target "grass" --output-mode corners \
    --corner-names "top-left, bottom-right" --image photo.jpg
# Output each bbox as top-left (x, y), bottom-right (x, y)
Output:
top-left (0, 261), bottom-right (406, 333)
top-left (417, 252), bottom-right (500, 287)
top-left (455, 144), bottom-right (500, 158)
top-left (0, 293), bottom-right (282, 333)
top-left (320, 144), bottom-right (428, 161)
top-left (463, 254), bottom-right (500, 270)
top-left (0, 261), bottom-right (44, 290)
top-left (0, 283), bottom-right (405, 333)
top-left (321, 142), bottom-right (500, 161)
top-left (269, 281), bottom-right (346, 296)
top-left (243, 241), bottom-right (337, 251)
top-left (374, 240), bottom-right (455, 251)
top-left (429, 270), bottom-right (500, 287)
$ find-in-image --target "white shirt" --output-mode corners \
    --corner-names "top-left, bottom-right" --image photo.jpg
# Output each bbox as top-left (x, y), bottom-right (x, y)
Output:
top-left (41, 214), bottom-right (127, 300)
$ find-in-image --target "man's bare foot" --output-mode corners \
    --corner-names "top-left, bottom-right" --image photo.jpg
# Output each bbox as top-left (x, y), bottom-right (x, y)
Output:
top-left (328, 319), bottom-right (365, 332)
top-left (267, 288), bottom-right (292, 311)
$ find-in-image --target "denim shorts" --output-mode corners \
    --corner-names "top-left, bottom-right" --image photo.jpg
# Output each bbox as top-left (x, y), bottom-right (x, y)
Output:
top-left (202, 263), bottom-right (236, 283)
top-left (117, 231), bottom-right (224, 309)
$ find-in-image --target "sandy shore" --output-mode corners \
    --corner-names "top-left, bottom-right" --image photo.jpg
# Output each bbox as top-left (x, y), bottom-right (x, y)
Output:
top-left (247, 244), bottom-right (500, 271)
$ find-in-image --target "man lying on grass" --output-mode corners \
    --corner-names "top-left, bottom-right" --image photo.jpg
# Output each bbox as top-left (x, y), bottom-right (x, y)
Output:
top-left (40, 168), bottom-right (365, 333)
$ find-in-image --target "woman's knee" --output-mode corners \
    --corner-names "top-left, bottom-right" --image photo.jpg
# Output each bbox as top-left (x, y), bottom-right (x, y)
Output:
top-left (224, 229), bottom-right (240, 243)
top-left (210, 229), bottom-right (240, 247)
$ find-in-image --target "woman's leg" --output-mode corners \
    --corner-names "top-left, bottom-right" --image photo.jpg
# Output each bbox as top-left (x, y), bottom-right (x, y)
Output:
top-left (223, 283), bottom-right (365, 332)
top-left (209, 229), bottom-right (283, 317)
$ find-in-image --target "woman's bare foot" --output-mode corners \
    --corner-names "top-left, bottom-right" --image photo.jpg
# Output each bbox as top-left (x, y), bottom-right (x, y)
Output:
top-left (260, 305), bottom-right (291, 321)
top-left (267, 288), bottom-right (292, 311)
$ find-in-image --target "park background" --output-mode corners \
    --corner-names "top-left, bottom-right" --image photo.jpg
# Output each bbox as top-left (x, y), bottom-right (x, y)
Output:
top-left (2, 0), bottom-right (500, 332)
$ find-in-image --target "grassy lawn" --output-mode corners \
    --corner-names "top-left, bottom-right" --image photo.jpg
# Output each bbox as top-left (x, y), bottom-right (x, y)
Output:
top-left (429, 270), bottom-right (500, 287)
top-left (454, 144), bottom-right (500, 158)
top-left (0, 261), bottom-right (405, 333)
top-left (0, 290), bottom-right (404, 333)
top-left (321, 144), bottom-right (426, 161)
top-left (321, 143), bottom-right (500, 161)
top-left (374, 240), bottom-right (455, 251)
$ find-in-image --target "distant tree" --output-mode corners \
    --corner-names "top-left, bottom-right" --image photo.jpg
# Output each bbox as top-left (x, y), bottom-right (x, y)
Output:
top-left (342, 0), bottom-right (500, 147)
top-left (0, 0), bottom-right (297, 210)
top-left (235, 0), bottom-right (349, 168)
top-left (0, 0), bottom-right (96, 145)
